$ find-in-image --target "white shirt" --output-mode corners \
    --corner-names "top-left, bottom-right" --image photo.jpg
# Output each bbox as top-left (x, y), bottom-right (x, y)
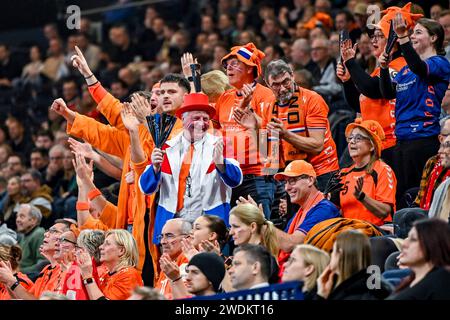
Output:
top-left (176, 134), bottom-right (209, 223)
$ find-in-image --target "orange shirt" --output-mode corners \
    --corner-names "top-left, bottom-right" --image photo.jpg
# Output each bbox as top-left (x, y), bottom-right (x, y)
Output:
top-left (0, 272), bottom-right (33, 300)
top-left (155, 254), bottom-right (189, 300)
top-left (28, 264), bottom-right (63, 298)
top-left (359, 57), bottom-right (407, 150)
top-left (99, 266), bottom-right (143, 300)
top-left (339, 160), bottom-right (396, 226)
top-left (268, 86), bottom-right (339, 176)
top-left (214, 83), bottom-right (275, 175)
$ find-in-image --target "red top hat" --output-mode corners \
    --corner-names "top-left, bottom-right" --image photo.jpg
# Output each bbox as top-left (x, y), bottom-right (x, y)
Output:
top-left (175, 93), bottom-right (216, 119)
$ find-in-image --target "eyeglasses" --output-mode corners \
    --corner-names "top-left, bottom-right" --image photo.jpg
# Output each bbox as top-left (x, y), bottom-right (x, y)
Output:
top-left (222, 59), bottom-right (243, 71)
top-left (346, 134), bottom-right (371, 143)
top-left (59, 237), bottom-right (78, 246)
top-left (285, 175), bottom-right (309, 186)
top-left (443, 141), bottom-right (450, 149)
top-left (47, 227), bottom-right (63, 234)
top-left (50, 156), bottom-right (63, 161)
top-left (268, 77), bottom-right (292, 91)
top-left (369, 33), bottom-right (385, 41)
top-left (311, 46), bottom-right (326, 52)
top-left (157, 233), bottom-right (189, 242)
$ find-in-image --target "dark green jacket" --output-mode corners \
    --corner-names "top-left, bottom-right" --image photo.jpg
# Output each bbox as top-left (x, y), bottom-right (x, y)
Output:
top-left (19, 226), bottom-right (45, 274)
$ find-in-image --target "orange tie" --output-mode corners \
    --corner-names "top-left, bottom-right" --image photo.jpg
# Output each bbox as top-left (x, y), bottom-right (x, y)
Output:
top-left (176, 144), bottom-right (195, 212)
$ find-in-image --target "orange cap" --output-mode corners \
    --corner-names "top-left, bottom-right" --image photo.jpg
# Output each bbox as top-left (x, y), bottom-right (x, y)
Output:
top-left (274, 160), bottom-right (317, 181)
top-left (345, 118), bottom-right (385, 158)
top-left (370, 2), bottom-right (423, 38)
top-left (221, 42), bottom-right (265, 77)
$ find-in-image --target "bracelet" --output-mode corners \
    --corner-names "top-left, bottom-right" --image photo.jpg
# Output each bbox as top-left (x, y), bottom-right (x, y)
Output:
top-left (84, 74), bottom-right (94, 79)
top-left (87, 188), bottom-right (102, 201)
top-left (10, 280), bottom-right (20, 291)
top-left (358, 192), bottom-right (366, 201)
top-left (76, 201), bottom-right (90, 211)
top-left (83, 277), bottom-right (94, 285)
top-left (171, 276), bottom-right (182, 283)
top-left (187, 76), bottom-right (194, 82)
top-left (88, 80), bottom-right (99, 87)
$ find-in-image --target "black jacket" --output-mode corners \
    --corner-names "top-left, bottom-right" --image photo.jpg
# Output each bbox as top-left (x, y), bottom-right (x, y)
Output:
top-left (388, 267), bottom-right (450, 300)
top-left (314, 269), bottom-right (392, 300)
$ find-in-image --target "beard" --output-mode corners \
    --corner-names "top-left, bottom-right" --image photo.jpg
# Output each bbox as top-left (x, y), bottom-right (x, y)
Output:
top-left (278, 89), bottom-right (293, 105)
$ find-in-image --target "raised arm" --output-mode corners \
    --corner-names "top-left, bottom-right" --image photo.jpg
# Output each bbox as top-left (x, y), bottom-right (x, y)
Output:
top-left (379, 52), bottom-right (397, 100)
top-left (68, 138), bottom-right (122, 180)
top-left (394, 13), bottom-right (428, 78)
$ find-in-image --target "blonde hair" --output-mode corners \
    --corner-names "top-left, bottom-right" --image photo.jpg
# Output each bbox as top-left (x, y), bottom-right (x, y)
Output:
top-left (295, 244), bottom-right (330, 292)
top-left (105, 229), bottom-right (139, 270)
top-left (230, 203), bottom-right (279, 257)
top-left (334, 230), bottom-right (371, 286)
top-left (201, 70), bottom-right (232, 103)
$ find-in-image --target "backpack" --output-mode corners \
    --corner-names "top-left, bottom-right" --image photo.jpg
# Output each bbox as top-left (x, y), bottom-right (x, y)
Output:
top-left (304, 217), bottom-right (383, 252)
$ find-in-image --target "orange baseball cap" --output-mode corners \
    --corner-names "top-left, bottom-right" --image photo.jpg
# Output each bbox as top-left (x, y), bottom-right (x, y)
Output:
top-left (345, 118), bottom-right (385, 158)
top-left (274, 160), bottom-right (317, 181)
top-left (221, 42), bottom-right (265, 77)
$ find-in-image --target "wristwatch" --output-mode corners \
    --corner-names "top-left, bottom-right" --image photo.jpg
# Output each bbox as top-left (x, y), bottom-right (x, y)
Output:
top-left (83, 277), bottom-right (94, 285)
top-left (358, 192), bottom-right (366, 201)
top-left (10, 280), bottom-right (20, 291)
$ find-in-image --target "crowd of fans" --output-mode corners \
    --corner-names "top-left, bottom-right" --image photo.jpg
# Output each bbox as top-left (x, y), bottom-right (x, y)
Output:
top-left (0, 0), bottom-right (450, 301)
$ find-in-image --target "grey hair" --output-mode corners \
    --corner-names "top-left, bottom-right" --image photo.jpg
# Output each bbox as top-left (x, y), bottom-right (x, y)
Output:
top-left (21, 204), bottom-right (42, 225)
top-left (439, 115), bottom-right (450, 130)
top-left (171, 218), bottom-right (192, 235)
top-left (293, 38), bottom-right (310, 52)
top-left (77, 229), bottom-right (105, 264)
top-left (264, 59), bottom-right (293, 82)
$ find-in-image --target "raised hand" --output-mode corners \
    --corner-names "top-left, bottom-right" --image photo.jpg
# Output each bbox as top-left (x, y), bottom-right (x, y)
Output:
top-left (353, 176), bottom-right (365, 200)
top-left (75, 247), bottom-right (93, 278)
top-left (336, 62), bottom-right (350, 82)
top-left (181, 52), bottom-right (198, 78)
top-left (72, 153), bottom-right (94, 185)
top-left (121, 103), bottom-right (141, 132)
top-left (393, 12), bottom-right (408, 38)
top-left (213, 137), bottom-right (224, 166)
top-left (267, 118), bottom-right (287, 138)
top-left (151, 148), bottom-right (165, 173)
top-left (130, 93), bottom-right (152, 123)
top-left (236, 194), bottom-right (264, 216)
top-left (340, 39), bottom-right (357, 63)
top-left (237, 83), bottom-right (255, 110)
top-left (51, 98), bottom-right (75, 122)
top-left (159, 254), bottom-right (181, 281)
top-left (71, 46), bottom-right (93, 78)
top-left (199, 240), bottom-right (221, 256)
top-left (68, 137), bottom-right (95, 160)
top-left (0, 260), bottom-right (16, 287)
top-left (379, 50), bottom-right (391, 69)
top-left (317, 265), bottom-right (336, 299)
top-left (233, 107), bottom-right (258, 130)
top-left (181, 238), bottom-right (198, 261)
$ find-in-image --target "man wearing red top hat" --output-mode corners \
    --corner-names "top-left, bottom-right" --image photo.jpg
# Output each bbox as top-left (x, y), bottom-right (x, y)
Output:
top-left (138, 92), bottom-right (243, 244)
top-left (214, 42), bottom-right (277, 220)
